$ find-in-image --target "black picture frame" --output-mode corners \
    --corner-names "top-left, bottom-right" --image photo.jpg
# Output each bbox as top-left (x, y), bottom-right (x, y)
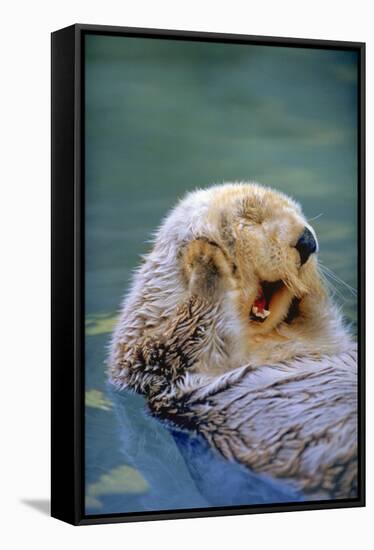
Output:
top-left (51, 23), bottom-right (366, 526)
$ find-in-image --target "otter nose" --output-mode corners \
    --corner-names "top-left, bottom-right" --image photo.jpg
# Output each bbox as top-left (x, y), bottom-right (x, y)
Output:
top-left (295, 227), bottom-right (317, 265)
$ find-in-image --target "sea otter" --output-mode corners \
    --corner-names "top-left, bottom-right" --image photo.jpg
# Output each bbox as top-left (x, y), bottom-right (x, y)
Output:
top-left (108, 183), bottom-right (357, 499)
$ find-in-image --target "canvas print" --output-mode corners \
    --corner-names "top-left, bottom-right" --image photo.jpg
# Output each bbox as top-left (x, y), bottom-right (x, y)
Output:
top-left (84, 34), bottom-right (358, 515)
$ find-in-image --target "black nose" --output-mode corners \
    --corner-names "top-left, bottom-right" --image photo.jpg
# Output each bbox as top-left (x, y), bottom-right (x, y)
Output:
top-left (295, 227), bottom-right (317, 266)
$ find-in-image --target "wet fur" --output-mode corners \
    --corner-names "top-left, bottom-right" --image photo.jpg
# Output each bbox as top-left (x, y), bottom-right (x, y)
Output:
top-left (108, 183), bottom-right (357, 498)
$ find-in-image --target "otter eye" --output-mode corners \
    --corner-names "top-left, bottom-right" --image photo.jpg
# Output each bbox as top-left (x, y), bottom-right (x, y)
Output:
top-left (238, 221), bottom-right (257, 231)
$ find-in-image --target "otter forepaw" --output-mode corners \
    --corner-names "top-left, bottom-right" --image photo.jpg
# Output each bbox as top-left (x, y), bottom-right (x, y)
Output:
top-left (180, 238), bottom-right (234, 299)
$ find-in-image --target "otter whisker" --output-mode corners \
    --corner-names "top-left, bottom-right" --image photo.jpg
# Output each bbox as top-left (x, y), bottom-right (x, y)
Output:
top-left (307, 212), bottom-right (324, 222)
top-left (319, 263), bottom-right (357, 297)
top-left (318, 269), bottom-right (347, 303)
top-left (319, 268), bottom-right (347, 300)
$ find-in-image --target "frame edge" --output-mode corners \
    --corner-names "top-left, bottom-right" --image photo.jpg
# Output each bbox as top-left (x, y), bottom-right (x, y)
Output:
top-left (51, 23), bottom-right (366, 526)
top-left (51, 23), bottom-right (81, 526)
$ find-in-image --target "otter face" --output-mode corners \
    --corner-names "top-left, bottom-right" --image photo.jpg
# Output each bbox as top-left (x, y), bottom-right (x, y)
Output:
top-left (208, 184), bottom-right (322, 337)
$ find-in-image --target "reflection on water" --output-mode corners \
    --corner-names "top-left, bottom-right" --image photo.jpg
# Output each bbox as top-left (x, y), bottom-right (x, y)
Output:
top-left (85, 34), bottom-right (357, 515)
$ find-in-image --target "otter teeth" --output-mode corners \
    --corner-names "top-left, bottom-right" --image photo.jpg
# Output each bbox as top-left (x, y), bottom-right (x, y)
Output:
top-left (252, 306), bottom-right (270, 319)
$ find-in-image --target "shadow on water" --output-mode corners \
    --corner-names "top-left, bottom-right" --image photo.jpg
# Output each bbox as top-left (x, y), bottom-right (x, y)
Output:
top-left (171, 430), bottom-right (303, 506)
top-left (105, 388), bottom-right (208, 512)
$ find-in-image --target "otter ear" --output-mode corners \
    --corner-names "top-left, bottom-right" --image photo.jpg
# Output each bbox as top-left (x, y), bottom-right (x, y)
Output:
top-left (179, 238), bottom-right (234, 299)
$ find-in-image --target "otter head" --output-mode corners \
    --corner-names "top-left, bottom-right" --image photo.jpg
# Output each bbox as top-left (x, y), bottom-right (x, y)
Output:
top-left (177, 183), bottom-right (330, 366)
top-left (213, 185), bottom-right (322, 337)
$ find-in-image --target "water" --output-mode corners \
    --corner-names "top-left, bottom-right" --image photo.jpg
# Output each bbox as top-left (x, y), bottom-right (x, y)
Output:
top-left (84, 34), bottom-right (358, 515)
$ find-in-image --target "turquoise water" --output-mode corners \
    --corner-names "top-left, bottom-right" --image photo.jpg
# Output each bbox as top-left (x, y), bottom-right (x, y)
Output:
top-left (84, 35), bottom-right (358, 515)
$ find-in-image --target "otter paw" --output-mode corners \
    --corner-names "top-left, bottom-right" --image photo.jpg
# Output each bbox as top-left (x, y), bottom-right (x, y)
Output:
top-left (180, 238), bottom-right (233, 299)
top-left (135, 338), bottom-right (166, 370)
top-left (163, 295), bottom-right (212, 368)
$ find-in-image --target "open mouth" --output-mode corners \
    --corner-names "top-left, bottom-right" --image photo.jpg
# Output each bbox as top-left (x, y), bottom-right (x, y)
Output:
top-left (250, 280), bottom-right (285, 323)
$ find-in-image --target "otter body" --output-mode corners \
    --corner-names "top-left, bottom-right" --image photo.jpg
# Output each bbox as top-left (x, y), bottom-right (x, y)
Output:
top-left (108, 183), bottom-right (357, 499)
